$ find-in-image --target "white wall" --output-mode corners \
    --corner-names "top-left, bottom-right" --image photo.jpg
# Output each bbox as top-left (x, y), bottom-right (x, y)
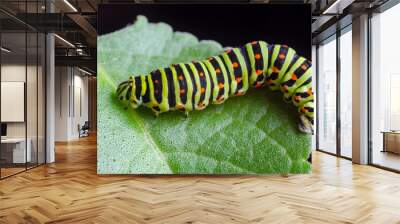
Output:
top-left (72, 73), bottom-right (89, 138)
top-left (55, 66), bottom-right (69, 141)
top-left (1, 63), bottom-right (46, 164)
top-left (55, 67), bottom-right (89, 141)
top-left (1, 65), bottom-right (27, 141)
top-left (1, 65), bottom-right (39, 137)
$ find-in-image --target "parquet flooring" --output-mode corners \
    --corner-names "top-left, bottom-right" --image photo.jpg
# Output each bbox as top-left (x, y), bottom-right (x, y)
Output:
top-left (1, 134), bottom-right (400, 223)
top-left (0, 167), bottom-right (26, 178)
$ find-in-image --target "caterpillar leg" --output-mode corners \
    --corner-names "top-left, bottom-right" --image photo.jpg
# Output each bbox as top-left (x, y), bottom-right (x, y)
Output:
top-left (151, 105), bottom-right (161, 117)
top-left (298, 100), bottom-right (314, 134)
top-left (299, 114), bottom-right (313, 135)
top-left (152, 108), bottom-right (160, 117)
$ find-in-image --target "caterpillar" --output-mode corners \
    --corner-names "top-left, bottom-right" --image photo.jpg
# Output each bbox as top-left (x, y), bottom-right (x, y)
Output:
top-left (116, 41), bottom-right (314, 134)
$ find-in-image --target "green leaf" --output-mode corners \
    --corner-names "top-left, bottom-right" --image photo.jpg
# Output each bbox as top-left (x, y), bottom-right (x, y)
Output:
top-left (97, 15), bottom-right (311, 174)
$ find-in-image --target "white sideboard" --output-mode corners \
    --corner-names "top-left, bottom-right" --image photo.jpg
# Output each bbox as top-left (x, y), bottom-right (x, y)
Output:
top-left (1, 138), bottom-right (32, 163)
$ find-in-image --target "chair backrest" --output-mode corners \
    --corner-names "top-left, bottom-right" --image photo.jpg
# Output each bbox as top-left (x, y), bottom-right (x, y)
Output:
top-left (82, 121), bottom-right (90, 129)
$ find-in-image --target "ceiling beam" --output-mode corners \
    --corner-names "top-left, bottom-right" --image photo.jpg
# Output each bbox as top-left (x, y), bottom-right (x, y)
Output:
top-left (55, 55), bottom-right (96, 70)
top-left (52, 0), bottom-right (97, 47)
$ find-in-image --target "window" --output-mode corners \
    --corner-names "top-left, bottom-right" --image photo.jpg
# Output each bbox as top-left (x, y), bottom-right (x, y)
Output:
top-left (317, 36), bottom-right (337, 154)
top-left (339, 28), bottom-right (352, 158)
top-left (316, 26), bottom-right (353, 159)
top-left (370, 3), bottom-right (400, 171)
top-left (0, 2), bottom-right (46, 179)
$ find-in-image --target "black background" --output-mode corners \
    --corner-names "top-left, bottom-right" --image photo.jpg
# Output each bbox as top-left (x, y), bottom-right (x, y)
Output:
top-left (98, 4), bottom-right (311, 58)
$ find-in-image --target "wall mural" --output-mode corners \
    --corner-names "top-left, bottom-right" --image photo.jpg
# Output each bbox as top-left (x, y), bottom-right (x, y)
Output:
top-left (97, 4), bottom-right (313, 174)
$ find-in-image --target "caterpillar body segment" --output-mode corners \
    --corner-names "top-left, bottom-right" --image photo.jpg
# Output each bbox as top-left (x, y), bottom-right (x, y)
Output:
top-left (116, 41), bottom-right (314, 134)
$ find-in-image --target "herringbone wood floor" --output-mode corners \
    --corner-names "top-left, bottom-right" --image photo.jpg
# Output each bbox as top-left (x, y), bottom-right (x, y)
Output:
top-left (1, 134), bottom-right (400, 224)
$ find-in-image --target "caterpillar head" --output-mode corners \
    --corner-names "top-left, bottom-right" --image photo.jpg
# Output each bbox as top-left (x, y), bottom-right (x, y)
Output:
top-left (299, 114), bottom-right (313, 135)
top-left (116, 78), bottom-right (142, 109)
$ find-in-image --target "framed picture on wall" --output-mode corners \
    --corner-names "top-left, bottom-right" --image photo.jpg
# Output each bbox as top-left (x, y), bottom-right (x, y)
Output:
top-left (97, 4), bottom-right (313, 174)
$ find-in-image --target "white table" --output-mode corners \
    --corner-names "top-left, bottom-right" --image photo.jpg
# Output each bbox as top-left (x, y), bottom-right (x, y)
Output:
top-left (1, 138), bottom-right (31, 163)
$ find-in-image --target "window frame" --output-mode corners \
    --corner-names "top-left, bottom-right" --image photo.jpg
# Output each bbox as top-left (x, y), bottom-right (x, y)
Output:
top-left (315, 24), bottom-right (353, 161)
top-left (367, 0), bottom-right (400, 173)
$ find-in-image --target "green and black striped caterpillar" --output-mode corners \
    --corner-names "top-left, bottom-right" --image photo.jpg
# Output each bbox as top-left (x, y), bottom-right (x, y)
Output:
top-left (116, 41), bottom-right (314, 134)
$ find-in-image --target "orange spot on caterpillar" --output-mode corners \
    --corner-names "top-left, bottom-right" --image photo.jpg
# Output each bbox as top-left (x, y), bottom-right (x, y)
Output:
top-left (201, 87), bottom-right (205, 94)
top-left (218, 82), bottom-right (224, 89)
top-left (255, 83), bottom-right (263, 88)
top-left (176, 104), bottom-right (185, 109)
top-left (301, 64), bottom-right (308, 70)
top-left (179, 75), bottom-right (184, 81)
top-left (235, 77), bottom-right (242, 83)
top-left (279, 54), bottom-right (285, 60)
top-left (256, 69), bottom-right (263, 75)
top-left (272, 66), bottom-right (280, 73)
top-left (307, 88), bottom-right (313, 95)
top-left (282, 45), bottom-right (288, 48)
top-left (154, 80), bottom-right (159, 84)
top-left (291, 74), bottom-right (297, 80)
top-left (225, 49), bottom-right (232, 54)
top-left (251, 41), bottom-right (257, 45)
top-left (254, 54), bottom-right (261, 59)
top-left (300, 107), bottom-right (307, 113)
top-left (294, 96), bottom-right (301, 102)
top-left (199, 72), bottom-right (204, 77)
top-left (217, 96), bottom-right (224, 102)
top-left (267, 79), bottom-right (274, 85)
top-left (235, 92), bottom-right (244, 96)
top-left (180, 89), bottom-right (185, 95)
top-left (215, 68), bottom-right (221, 74)
top-left (232, 62), bottom-right (239, 68)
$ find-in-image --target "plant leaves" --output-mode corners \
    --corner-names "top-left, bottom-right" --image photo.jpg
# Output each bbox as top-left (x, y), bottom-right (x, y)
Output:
top-left (97, 15), bottom-right (311, 174)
